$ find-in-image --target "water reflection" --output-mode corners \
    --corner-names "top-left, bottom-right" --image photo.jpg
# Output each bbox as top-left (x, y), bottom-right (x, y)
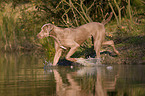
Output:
top-left (52, 67), bottom-right (119, 96)
top-left (0, 53), bottom-right (145, 96)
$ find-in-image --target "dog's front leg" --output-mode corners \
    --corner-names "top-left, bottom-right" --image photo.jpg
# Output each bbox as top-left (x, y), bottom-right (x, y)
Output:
top-left (53, 49), bottom-right (62, 66)
top-left (53, 42), bottom-right (63, 66)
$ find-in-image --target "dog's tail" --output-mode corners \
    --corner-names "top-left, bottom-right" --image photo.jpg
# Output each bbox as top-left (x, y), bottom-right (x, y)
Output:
top-left (101, 12), bottom-right (113, 25)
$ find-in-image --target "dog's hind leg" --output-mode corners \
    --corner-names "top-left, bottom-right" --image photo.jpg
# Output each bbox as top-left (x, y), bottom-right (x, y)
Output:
top-left (94, 40), bottom-right (102, 58)
top-left (93, 39), bottom-right (103, 64)
top-left (102, 40), bottom-right (120, 55)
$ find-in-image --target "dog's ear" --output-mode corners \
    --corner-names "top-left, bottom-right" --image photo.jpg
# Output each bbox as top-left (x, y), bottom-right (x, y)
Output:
top-left (42, 23), bottom-right (54, 33)
top-left (47, 23), bottom-right (54, 31)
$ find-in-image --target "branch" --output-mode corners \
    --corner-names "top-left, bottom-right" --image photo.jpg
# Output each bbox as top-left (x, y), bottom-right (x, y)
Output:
top-left (61, 8), bottom-right (71, 27)
top-left (120, 6), bottom-right (125, 10)
top-left (86, 0), bottom-right (96, 13)
top-left (71, 7), bottom-right (79, 26)
top-left (80, 0), bottom-right (92, 22)
top-left (108, 1), bottom-right (119, 26)
top-left (68, 0), bottom-right (87, 23)
top-left (141, 0), bottom-right (145, 4)
top-left (104, 13), bottom-right (109, 19)
top-left (56, 0), bottom-right (63, 8)
top-left (114, 0), bottom-right (123, 25)
top-left (102, 12), bottom-right (113, 25)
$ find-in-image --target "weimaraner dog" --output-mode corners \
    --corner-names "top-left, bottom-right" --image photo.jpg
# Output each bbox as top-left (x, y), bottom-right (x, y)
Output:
top-left (37, 16), bottom-right (120, 66)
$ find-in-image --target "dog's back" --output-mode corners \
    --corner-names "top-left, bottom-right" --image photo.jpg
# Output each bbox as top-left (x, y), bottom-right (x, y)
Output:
top-left (65, 22), bottom-right (105, 45)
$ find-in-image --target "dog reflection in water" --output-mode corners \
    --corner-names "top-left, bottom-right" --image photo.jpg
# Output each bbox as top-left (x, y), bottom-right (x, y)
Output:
top-left (52, 67), bottom-right (118, 96)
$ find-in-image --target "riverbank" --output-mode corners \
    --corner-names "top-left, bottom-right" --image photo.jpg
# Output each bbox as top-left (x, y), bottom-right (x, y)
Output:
top-left (101, 35), bottom-right (145, 65)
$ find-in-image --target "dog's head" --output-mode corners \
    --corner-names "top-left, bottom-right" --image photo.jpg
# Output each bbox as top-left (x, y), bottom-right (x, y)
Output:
top-left (37, 23), bottom-right (54, 39)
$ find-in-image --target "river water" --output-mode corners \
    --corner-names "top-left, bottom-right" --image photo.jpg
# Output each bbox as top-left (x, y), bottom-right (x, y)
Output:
top-left (0, 52), bottom-right (145, 96)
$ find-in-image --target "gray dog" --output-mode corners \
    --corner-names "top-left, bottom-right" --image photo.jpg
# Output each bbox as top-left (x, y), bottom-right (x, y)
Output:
top-left (37, 17), bottom-right (120, 66)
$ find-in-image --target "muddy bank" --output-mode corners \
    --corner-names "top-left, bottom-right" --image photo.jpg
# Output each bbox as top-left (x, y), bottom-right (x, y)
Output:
top-left (101, 35), bottom-right (145, 65)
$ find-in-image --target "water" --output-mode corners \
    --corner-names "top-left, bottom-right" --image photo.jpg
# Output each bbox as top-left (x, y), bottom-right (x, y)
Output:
top-left (0, 53), bottom-right (145, 96)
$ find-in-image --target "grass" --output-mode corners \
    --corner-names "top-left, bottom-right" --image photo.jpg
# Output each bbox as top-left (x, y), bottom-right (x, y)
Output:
top-left (101, 14), bottom-right (145, 65)
top-left (0, 3), bottom-right (49, 52)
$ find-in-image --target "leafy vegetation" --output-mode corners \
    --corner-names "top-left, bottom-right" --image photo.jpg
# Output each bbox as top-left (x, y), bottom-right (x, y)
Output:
top-left (0, 0), bottom-right (144, 64)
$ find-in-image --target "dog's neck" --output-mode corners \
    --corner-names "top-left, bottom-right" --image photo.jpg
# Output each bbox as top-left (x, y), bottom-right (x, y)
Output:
top-left (49, 26), bottom-right (66, 49)
top-left (50, 26), bottom-right (63, 36)
top-left (54, 26), bottom-right (64, 33)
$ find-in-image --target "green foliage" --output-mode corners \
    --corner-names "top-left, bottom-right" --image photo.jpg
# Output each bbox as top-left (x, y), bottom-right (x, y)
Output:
top-left (0, 9), bottom-right (19, 51)
top-left (131, 0), bottom-right (145, 10)
top-left (0, 3), bottom-right (48, 51)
